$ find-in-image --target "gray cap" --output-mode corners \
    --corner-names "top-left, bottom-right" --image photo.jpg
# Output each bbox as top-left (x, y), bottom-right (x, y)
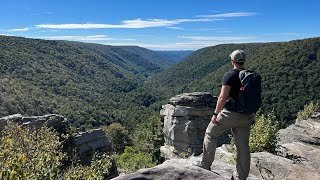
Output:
top-left (229, 49), bottom-right (246, 63)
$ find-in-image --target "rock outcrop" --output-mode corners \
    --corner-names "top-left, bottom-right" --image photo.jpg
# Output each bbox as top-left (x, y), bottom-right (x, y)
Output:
top-left (273, 112), bottom-right (320, 177)
top-left (73, 128), bottom-right (112, 164)
top-left (160, 92), bottom-right (231, 158)
top-left (0, 114), bottom-right (67, 133)
top-left (250, 152), bottom-right (320, 180)
top-left (0, 114), bottom-right (113, 166)
top-left (113, 159), bottom-right (225, 180)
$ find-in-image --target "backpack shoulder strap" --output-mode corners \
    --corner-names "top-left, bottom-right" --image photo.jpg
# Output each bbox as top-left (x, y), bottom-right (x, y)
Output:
top-left (233, 68), bottom-right (247, 81)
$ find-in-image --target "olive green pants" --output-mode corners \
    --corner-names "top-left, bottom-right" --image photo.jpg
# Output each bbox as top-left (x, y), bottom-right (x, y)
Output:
top-left (201, 109), bottom-right (254, 180)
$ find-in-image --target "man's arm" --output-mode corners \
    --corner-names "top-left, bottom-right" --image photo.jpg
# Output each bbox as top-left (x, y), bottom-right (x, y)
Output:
top-left (211, 85), bottom-right (231, 123)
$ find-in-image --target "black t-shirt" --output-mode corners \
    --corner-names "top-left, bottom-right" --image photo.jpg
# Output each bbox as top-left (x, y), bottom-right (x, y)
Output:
top-left (222, 69), bottom-right (242, 101)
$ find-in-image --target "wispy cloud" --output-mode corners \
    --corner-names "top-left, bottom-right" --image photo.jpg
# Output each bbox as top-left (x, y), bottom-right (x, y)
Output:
top-left (35, 17), bottom-right (218, 29)
top-left (35, 12), bottom-right (255, 30)
top-left (42, 35), bottom-right (135, 42)
top-left (262, 33), bottom-right (299, 36)
top-left (197, 12), bottom-right (257, 18)
top-left (8, 27), bottom-right (30, 32)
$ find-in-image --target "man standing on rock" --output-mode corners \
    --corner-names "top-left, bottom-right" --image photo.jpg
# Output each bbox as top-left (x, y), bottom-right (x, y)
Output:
top-left (195, 50), bottom-right (258, 180)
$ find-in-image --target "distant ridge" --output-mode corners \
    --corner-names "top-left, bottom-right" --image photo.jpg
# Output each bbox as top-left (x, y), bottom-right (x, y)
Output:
top-left (156, 50), bottom-right (193, 63)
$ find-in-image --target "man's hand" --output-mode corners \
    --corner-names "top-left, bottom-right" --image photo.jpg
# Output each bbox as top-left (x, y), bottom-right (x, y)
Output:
top-left (211, 115), bottom-right (218, 124)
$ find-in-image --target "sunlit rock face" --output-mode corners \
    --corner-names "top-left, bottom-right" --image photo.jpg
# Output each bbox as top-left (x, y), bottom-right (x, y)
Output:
top-left (160, 92), bottom-right (229, 158)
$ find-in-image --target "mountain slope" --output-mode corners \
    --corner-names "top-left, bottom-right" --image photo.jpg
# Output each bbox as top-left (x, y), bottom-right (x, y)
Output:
top-left (0, 36), bottom-right (165, 130)
top-left (63, 41), bottom-right (164, 76)
top-left (140, 37), bottom-right (320, 126)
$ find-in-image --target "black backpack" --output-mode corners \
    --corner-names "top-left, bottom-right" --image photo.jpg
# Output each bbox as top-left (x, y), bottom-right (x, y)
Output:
top-left (235, 69), bottom-right (262, 113)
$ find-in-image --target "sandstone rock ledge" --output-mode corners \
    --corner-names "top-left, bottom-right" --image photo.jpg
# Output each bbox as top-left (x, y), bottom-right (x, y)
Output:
top-left (160, 92), bottom-right (231, 158)
top-left (113, 158), bottom-right (225, 180)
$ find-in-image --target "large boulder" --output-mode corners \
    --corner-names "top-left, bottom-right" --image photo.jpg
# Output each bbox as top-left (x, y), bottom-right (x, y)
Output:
top-left (113, 159), bottom-right (225, 180)
top-left (276, 142), bottom-right (320, 172)
top-left (113, 156), bottom-right (261, 180)
top-left (168, 92), bottom-right (216, 107)
top-left (275, 112), bottom-right (320, 175)
top-left (277, 113), bottom-right (320, 145)
top-left (250, 152), bottom-right (320, 180)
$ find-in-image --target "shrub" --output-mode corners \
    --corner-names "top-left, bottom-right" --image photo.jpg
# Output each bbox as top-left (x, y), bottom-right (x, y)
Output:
top-left (0, 122), bottom-right (65, 179)
top-left (63, 154), bottom-right (115, 180)
top-left (249, 111), bottom-right (279, 153)
top-left (116, 146), bottom-right (155, 172)
top-left (296, 101), bottom-right (320, 123)
top-left (115, 115), bottom-right (164, 172)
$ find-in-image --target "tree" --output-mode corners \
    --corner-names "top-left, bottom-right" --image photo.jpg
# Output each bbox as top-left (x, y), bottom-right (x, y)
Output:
top-left (103, 123), bottom-right (131, 154)
top-left (132, 115), bottom-right (164, 163)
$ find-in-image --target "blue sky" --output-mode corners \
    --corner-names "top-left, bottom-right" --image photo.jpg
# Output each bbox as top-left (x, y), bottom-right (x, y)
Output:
top-left (0, 0), bottom-right (319, 50)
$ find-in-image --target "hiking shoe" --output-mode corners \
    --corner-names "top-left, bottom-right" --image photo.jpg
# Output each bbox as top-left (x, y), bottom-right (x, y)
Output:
top-left (192, 160), bottom-right (211, 170)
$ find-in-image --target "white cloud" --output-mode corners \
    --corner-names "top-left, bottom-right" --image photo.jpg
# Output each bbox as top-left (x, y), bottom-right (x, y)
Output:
top-left (122, 19), bottom-right (179, 28)
top-left (35, 17), bottom-right (220, 29)
top-left (36, 24), bottom-right (117, 29)
top-left (8, 27), bottom-right (30, 32)
top-left (197, 12), bottom-right (257, 18)
top-left (34, 12), bottom-right (254, 30)
top-left (42, 35), bottom-right (135, 42)
top-left (35, 20), bottom-right (179, 29)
